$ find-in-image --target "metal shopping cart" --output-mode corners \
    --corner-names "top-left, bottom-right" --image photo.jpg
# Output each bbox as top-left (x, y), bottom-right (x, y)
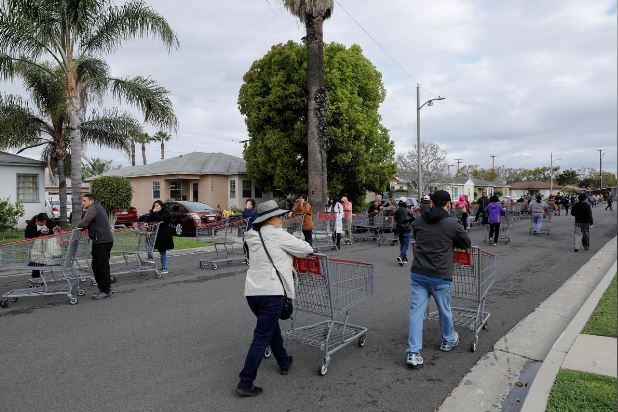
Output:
top-left (312, 213), bottom-right (337, 252)
top-left (109, 223), bottom-right (161, 281)
top-left (283, 214), bottom-right (304, 239)
top-left (483, 212), bottom-right (512, 244)
top-left (196, 219), bottom-right (247, 270)
top-left (0, 229), bottom-right (87, 307)
top-left (281, 254), bottom-right (375, 376)
top-left (351, 213), bottom-right (372, 243)
top-left (529, 207), bottom-right (552, 235)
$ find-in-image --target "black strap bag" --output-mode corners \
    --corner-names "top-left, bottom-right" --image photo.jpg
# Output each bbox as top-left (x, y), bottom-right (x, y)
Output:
top-left (258, 230), bottom-right (294, 320)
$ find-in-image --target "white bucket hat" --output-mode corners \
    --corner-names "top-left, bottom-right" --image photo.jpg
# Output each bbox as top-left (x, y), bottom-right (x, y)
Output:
top-left (253, 200), bottom-right (289, 225)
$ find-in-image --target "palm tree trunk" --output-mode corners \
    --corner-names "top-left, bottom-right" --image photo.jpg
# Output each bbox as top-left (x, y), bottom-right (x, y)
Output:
top-left (141, 143), bottom-right (147, 165)
top-left (67, 91), bottom-right (84, 227)
top-left (305, 14), bottom-right (328, 210)
top-left (161, 141), bottom-right (165, 160)
top-left (57, 156), bottom-right (68, 227)
top-left (130, 142), bottom-right (136, 166)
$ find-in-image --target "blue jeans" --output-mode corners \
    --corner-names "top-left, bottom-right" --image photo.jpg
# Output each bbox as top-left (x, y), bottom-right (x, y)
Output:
top-left (160, 250), bottom-right (168, 270)
top-left (532, 213), bottom-right (543, 233)
top-left (398, 231), bottom-right (411, 260)
top-left (407, 276), bottom-right (456, 354)
top-left (238, 296), bottom-right (292, 390)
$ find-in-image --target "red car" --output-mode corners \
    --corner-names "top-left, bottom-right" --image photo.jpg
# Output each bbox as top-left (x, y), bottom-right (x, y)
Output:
top-left (165, 201), bottom-right (222, 236)
top-left (114, 207), bottom-right (139, 226)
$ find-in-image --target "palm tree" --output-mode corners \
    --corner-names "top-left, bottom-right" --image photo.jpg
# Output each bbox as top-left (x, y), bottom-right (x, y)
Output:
top-left (0, 62), bottom-right (139, 224)
top-left (153, 130), bottom-right (171, 160)
top-left (282, 0), bottom-right (334, 209)
top-left (0, 0), bottom-right (179, 225)
top-left (135, 132), bottom-right (151, 165)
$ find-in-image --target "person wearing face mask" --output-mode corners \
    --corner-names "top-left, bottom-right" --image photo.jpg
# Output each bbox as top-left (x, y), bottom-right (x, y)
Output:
top-left (138, 200), bottom-right (174, 274)
top-left (243, 199), bottom-right (257, 231)
top-left (25, 213), bottom-right (57, 278)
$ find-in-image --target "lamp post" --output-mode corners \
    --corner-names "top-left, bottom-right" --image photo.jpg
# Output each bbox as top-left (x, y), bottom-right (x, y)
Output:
top-left (416, 83), bottom-right (445, 199)
top-left (549, 152), bottom-right (561, 193)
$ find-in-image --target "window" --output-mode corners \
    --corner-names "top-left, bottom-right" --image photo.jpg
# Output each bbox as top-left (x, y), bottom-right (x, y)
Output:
top-left (229, 179), bottom-right (236, 198)
top-left (17, 174), bottom-right (39, 202)
top-left (169, 181), bottom-right (182, 200)
top-left (242, 180), bottom-right (252, 198)
top-left (452, 186), bottom-right (460, 197)
top-left (152, 181), bottom-right (161, 199)
top-left (254, 187), bottom-right (263, 199)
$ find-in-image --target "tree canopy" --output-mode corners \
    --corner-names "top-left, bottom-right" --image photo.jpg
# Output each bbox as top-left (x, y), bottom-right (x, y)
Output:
top-left (238, 41), bottom-right (395, 205)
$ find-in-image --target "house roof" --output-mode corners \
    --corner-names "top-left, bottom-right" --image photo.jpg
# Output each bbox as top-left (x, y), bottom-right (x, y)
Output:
top-left (509, 180), bottom-right (553, 190)
top-left (446, 177), bottom-right (505, 187)
top-left (0, 151), bottom-right (44, 167)
top-left (90, 152), bottom-right (246, 180)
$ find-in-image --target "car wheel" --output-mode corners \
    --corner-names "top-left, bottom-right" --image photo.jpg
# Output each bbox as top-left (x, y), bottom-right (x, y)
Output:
top-left (175, 223), bottom-right (184, 236)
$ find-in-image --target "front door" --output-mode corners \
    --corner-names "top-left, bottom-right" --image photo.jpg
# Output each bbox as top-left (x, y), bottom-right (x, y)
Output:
top-left (192, 182), bottom-right (199, 202)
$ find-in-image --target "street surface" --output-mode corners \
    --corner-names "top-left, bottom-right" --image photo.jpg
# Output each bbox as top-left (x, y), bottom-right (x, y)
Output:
top-left (1, 207), bottom-right (616, 412)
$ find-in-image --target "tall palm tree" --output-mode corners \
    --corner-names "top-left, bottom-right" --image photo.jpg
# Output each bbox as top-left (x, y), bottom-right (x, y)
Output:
top-left (153, 130), bottom-right (171, 160)
top-left (135, 131), bottom-right (151, 165)
top-left (0, 62), bottom-right (139, 224)
top-left (0, 0), bottom-right (179, 225)
top-left (282, 0), bottom-right (334, 209)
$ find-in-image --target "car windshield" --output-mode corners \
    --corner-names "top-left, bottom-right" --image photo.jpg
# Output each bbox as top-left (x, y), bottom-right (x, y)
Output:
top-left (183, 202), bottom-right (215, 212)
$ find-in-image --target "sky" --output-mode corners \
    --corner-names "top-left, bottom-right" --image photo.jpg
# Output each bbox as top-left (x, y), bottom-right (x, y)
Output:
top-left (3, 0), bottom-right (617, 175)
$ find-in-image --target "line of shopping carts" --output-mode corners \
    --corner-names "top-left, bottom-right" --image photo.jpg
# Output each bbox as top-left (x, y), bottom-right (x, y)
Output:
top-left (196, 219), bottom-right (248, 270)
top-left (350, 212), bottom-right (395, 246)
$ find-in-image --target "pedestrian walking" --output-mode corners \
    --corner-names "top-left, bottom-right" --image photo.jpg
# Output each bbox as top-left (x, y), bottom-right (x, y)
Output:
top-left (138, 200), bottom-right (174, 274)
top-left (406, 190), bottom-right (471, 368)
top-left (473, 192), bottom-right (490, 225)
top-left (605, 195), bottom-right (613, 211)
top-left (554, 192), bottom-right (563, 216)
top-left (485, 195), bottom-right (507, 245)
top-left (236, 200), bottom-right (314, 397)
top-left (563, 193), bottom-right (571, 215)
top-left (529, 195), bottom-right (548, 235)
top-left (77, 193), bottom-right (114, 300)
top-left (394, 197), bottom-right (415, 266)
top-left (24, 213), bottom-right (57, 278)
top-left (571, 193), bottom-right (594, 252)
top-left (331, 197), bottom-right (344, 250)
top-left (291, 194), bottom-right (313, 246)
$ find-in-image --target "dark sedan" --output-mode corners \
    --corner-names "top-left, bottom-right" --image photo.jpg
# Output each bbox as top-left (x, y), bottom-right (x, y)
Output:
top-left (165, 201), bottom-right (222, 236)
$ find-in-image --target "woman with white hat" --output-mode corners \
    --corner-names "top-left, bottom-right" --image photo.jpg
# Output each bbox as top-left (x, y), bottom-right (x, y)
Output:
top-left (236, 200), bottom-right (314, 397)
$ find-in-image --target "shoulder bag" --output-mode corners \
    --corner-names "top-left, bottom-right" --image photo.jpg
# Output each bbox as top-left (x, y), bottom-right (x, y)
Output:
top-left (258, 229), bottom-right (294, 320)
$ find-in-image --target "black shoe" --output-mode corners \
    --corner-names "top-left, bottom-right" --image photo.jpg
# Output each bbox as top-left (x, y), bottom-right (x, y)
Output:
top-left (280, 356), bottom-right (293, 375)
top-left (236, 385), bottom-right (263, 397)
top-left (574, 249), bottom-right (578, 252)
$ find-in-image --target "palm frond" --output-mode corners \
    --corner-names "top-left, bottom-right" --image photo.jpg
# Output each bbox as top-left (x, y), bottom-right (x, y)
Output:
top-left (282, 0), bottom-right (334, 22)
top-left (82, 0), bottom-right (179, 55)
top-left (12, 60), bottom-right (65, 119)
top-left (0, 94), bottom-right (53, 149)
top-left (76, 56), bottom-right (110, 100)
top-left (81, 110), bottom-right (140, 151)
top-left (153, 130), bottom-right (171, 142)
top-left (110, 75), bottom-right (177, 129)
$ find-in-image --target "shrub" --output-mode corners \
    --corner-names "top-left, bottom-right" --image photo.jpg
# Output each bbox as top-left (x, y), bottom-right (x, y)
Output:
top-left (0, 197), bottom-right (25, 232)
top-left (90, 176), bottom-right (133, 226)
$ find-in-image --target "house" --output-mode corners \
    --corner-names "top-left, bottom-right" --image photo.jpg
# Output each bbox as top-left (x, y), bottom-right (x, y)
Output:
top-left (509, 180), bottom-right (556, 198)
top-left (438, 177), bottom-right (510, 200)
top-left (0, 151), bottom-right (47, 227)
top-left (45, 174), bottom-right (90, 198)
top-left (91, 152), bottom-right (272, 213)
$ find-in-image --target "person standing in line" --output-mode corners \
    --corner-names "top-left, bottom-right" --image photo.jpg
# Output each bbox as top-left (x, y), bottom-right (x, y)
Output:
top-left (554, 192), bottom-right (563, 216)
top-left (485, 195), bottom-right (507, 245)
top-left (291, 194), bottom-right (313, 246)
top-left (138, 200), bottom-right (174, 274)
top-left (243, 199), bottom-right (258, 231)
top-left (25, 213), bottom-right (57, 279)
top-left (571, 193), bottom-right (594, 252)
top-left (331, 197), bottom-right (344, 250)
top-left (529, 195), bottom-right (548, 235)
top-left (78, 193), bottom-right (114, 300)
top-left (418, 195), bottom-right (432, 215)
top-left (563, 193), bottom-right (571, 215)
top-left (341, 196), bottom-right (353, 244)
top-left (394, 197), bottom-right (415, 266)
top-left (454, 195), bottom-right (470, 231)
top-left (406, 190), bottom-right (471, 368)
top-left (236, 200), bottom-right (314, 397)
top-left (605, 194), bottom-right (613, 211)
top-left (474, 192), bottom-right (490, 225)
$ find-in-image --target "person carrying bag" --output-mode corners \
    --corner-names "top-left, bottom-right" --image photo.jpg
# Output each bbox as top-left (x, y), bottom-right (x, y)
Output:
top-left (236, 200), bottom-right (313, 397)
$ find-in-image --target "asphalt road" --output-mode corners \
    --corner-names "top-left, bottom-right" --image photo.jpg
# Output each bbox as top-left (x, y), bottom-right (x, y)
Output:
top-left (1, 206), bottom-right (616, 412)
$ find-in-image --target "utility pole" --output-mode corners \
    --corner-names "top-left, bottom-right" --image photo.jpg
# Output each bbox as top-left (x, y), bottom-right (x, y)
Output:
top-left (454, 158), bottom-right (463, 174)
top-left (447, 164), bottom-right (455, 176)
top-left (490, 155), bottom-right (497, 170)
top-left (416, 84), bottom-right (421, 199)
top-left (599, 149), bottom-right (603, 189)
top-left (550, 152), bottom-right (553, 193)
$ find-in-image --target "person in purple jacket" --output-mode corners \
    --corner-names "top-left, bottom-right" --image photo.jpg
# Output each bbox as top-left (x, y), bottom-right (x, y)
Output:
top-left (485, 195), bottom-right (507, 245)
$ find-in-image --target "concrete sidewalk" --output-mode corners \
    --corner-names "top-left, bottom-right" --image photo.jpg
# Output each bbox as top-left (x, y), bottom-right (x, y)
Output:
top-left (562, 334), bottom-right (617, 378)
top-left (438, 236), bottom-right (617, 412)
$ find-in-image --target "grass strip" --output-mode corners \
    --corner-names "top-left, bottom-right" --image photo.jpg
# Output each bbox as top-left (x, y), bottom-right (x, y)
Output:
top-left (547, 369), bottom-right (616, 412)
top-left (582, 275), bottom-right (617, 337)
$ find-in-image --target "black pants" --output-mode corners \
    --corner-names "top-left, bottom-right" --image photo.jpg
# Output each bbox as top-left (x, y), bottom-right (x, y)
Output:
top-left (488, 223), bottom-right (500, 243)
top-left (92, 242), bottom-right (113, 294)
top-left (606, 202), bottom-right (613, 211)
top-left (475, 208), bottom-right (487, 224)
top-left (302, 230), bottom-right (313, 246)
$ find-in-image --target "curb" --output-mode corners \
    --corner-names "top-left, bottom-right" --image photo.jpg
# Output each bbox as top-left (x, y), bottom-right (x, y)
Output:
top-left (438, 236), bottom-right (617, 412)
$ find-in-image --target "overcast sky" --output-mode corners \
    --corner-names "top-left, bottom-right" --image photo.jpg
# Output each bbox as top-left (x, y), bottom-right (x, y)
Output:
top-left (4, 0), bottom-right (617, 175)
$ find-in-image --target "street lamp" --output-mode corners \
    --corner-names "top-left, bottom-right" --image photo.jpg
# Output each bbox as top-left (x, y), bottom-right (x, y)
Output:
top-left (549, 152), bottom-right (561, 193)
top-left (417, 83), bottom-right (445, 199)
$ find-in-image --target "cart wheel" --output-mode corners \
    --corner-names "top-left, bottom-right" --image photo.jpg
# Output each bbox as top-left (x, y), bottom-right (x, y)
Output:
top-left (0, 299), bottom-right (8, 308)
top-left (245, 260), bottom-right (249, 265)
top-left (358, 335), bottom-right (366, 347)
top-left (110, 275), bottom-right (117, 284)
top-left (69, 297), bottom-right (78, 305)
top-left (10, 297), bottom-right (18, 302)
top-left (140, 271), bottom-right (147, 276)
top-left (227, 260), bottom-right (232, 264)
top-left (80, 278), bottom-right (86, 283)
top-left (155, 271), bottom-right (162, 279)
top-left (77, 289), bottom-right (86, 296)
top-left (199, 263), bottom-right (205, 269)
top-left (390, 241), bottom-right (395, 246)
top-left (264, 347), bottom-right (272, 359)
top-left (212, 263), bottom-right (218, 270)
top-left (470, 337), bottom-right (478, 352)
top-left (91, 281), bottom-right (98, 287)
top-left (482, 321), bottom-right (489, 330)
top-left (318, 363), bottom-right (328, 376)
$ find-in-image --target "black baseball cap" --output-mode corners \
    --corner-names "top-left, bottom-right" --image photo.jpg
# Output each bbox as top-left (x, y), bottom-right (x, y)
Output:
top-left (431, 190), bottom-right (451, 202)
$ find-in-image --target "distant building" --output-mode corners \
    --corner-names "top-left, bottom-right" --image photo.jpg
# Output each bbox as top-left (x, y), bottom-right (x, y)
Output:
top-left (437, 177), bottom-right (511, 200)
top-left (89, 152), bottom-right (272, 213)
top-left (509, 180), bottom-right (555, 197)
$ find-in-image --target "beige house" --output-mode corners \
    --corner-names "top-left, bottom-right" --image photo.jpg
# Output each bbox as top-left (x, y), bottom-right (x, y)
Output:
top-left (92, 152), bottom-right (271, 213)
top-left (438, 177), bottom-right (510, 200)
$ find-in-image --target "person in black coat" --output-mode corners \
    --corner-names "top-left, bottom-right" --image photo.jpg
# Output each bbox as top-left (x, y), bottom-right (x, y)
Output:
top-left (139, 200), bottom-right (174, 273)
top-left (25, 213), bottom-right (57, 278)
top-left (571, 193), bottom-right (594, 252)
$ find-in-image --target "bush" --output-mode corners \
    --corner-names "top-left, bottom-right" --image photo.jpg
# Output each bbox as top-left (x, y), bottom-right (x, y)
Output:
top-left (0, 197), bottom-right (25, 232)
top-left (90, 176), bottom-right (133, 212)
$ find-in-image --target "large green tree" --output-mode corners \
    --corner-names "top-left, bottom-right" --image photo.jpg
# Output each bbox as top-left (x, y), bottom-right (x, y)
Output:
top-left (0, 0), bottom-right (178, 225)
top-left (239, 41), bottom-right (395, 206)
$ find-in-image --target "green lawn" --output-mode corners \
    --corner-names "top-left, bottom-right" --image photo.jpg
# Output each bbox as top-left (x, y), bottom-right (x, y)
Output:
top-left (173, 236), bottom-right (211, 250)
top-left (0, 230), bottom-right (25, 245)
top-left (582, 275), bottom-right (617, 337)
top-left (547, 369), bottom-right (616, 412)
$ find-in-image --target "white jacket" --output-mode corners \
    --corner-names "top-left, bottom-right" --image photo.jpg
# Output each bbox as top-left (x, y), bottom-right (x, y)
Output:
top-left (333, 202), bottom-right (344, 233)
top-left (244, 225), bottom-right (314, 299)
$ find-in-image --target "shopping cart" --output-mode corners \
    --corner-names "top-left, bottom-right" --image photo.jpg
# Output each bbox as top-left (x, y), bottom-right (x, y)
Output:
top-left (351, 213), bottom-right (372, 242)
top-left (483, 212), bottom-right (512, 244)
top-left (109, 223), bottom-right (162, 280)
top-left (529, 208), bottom-right (552, 235)
top-left (281, 254), bottom-right (375, 376)
top-left (417, 246), bottom-right (496, 352)
top-left (312, 213), bottom-right (337, 252)
top-left (196, 219), bottom-right (247, 270)
top-left (0, 229), bottom-right (87, 308)
top-left (283, 213), bottom-right (304, 239)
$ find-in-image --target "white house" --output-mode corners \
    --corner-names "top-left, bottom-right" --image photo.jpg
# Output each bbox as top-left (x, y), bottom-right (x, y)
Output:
top-left (0, 151), bottom-right (47, 227)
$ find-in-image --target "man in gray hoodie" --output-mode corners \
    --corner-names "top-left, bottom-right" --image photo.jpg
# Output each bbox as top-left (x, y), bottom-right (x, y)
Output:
top-left (406, 190), bottom-right (471, 368)
top-left (78, 193), bottom-right (114, 300)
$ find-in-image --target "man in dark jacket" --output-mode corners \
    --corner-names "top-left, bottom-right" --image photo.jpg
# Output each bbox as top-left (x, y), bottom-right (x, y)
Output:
top-left (78, 193), bottom-right (114, 299)
top-left (394, 197), bottom-right (415, 266)
top-left (571, 193), bottom-right (594, 252)
top-left (474, 192), bottom-right (490, 224)
top-left (406, 190), bottom-right (471, 368)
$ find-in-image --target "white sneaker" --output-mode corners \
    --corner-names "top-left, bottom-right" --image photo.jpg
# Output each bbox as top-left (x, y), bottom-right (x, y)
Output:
top-left (406, 352), bottom-right (423, 368)
top-left (161, 269), bottom-right (169, 275)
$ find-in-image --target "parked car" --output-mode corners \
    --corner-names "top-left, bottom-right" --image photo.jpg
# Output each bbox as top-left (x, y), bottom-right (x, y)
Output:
top-left (47, 198), bottom-right (73, 222)
top-left (165, 201), bottom-right (223, 236)
top-left (114, 207), bottom-right (139, 226)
